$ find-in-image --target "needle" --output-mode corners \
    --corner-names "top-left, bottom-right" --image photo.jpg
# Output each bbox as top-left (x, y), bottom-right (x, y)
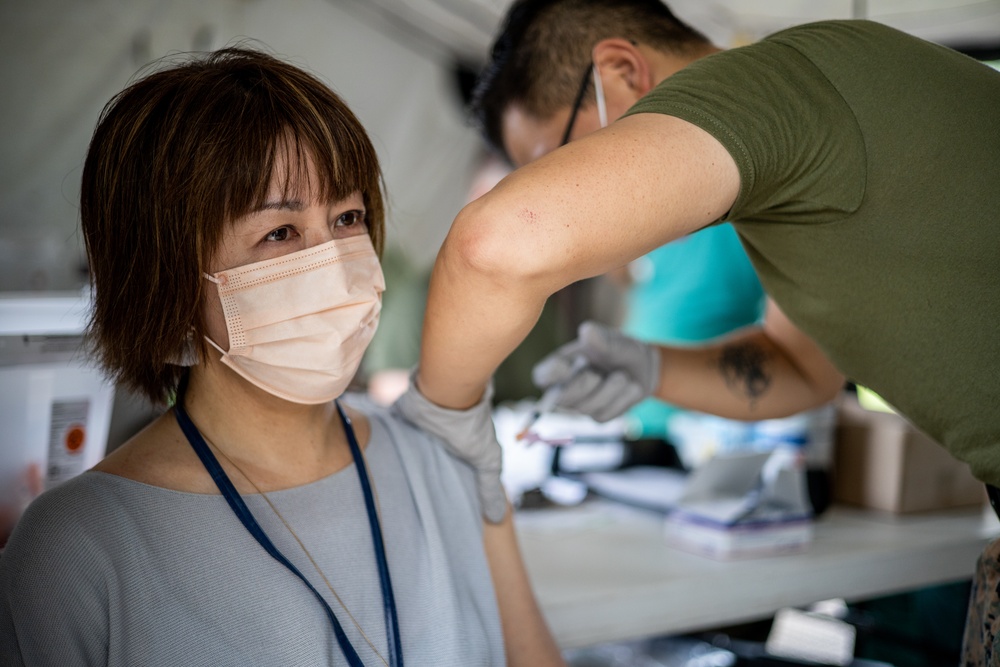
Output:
top-left (519, 432), bottom-right (575, 447)
top-left (515, 355), bottom-right (588, 441)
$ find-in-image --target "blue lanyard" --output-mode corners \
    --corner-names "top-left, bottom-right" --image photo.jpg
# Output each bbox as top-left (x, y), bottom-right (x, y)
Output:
top-left (173, 393), bottom-right (403, 667)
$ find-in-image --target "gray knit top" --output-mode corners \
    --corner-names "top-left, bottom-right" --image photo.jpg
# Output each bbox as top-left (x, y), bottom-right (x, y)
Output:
top-left (0, 405), bottom-right (505, 666)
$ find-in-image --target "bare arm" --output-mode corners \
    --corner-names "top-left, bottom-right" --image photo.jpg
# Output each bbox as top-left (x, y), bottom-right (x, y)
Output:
top-left (655, 300), bottom-right (845, 419)
top-left (417, 113), bottom-right (741, 409)
top-left (483, 507), bottom-right (564, 666)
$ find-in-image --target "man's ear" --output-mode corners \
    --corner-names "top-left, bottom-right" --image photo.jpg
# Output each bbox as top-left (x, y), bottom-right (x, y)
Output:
top-left (591, 38), bottom-right (655, 98)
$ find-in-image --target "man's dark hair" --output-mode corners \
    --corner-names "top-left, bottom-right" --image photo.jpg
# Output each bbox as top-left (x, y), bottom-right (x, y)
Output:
top-left (470, 0), bottom-right (709, 154)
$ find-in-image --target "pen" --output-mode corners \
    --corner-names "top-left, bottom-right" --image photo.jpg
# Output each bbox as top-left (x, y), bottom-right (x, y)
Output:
top-left (516, 355), bottom-right (588, 441)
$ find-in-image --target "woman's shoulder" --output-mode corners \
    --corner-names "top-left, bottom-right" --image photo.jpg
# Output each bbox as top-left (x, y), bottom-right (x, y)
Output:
top-left (342, 395), bottom-right (485, 540)
top-left (0, 472), bottom-right (128, 592)
top-left (346, 395), bottom-right (460, 459)
top-left (342, 395), bottom-right (479, 493)
top-left (11, 472), bottom-right (123, 535)
top-left (0, 473), bottom-right (120, 665)
top-left (93, 410), bottom-right (219, 494)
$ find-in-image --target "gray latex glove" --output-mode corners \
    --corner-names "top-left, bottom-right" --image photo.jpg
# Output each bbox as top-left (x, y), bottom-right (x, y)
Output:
top-left (391, 372), bottom-right (506, 523)
top-left (532, 321), bottom-right (662, 423)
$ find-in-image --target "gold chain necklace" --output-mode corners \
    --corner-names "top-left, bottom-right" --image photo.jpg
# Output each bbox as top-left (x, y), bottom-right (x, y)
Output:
top-left (206, 435), bottom-right (390, 667)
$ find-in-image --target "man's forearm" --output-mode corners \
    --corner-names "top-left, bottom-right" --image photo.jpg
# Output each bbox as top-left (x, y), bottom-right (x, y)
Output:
top-left (655, 329), bottom-right (844, 419)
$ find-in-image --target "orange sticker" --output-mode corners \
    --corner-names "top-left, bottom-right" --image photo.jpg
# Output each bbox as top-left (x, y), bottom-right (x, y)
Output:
top-left (64, 425), bottom-right (86, 453)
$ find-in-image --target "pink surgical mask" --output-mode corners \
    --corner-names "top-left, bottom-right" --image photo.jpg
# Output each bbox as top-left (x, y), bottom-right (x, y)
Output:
top-left (203, 234), bottom-right (384, 404)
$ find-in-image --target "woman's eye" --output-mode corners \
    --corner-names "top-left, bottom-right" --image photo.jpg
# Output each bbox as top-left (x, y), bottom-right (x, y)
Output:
top-left (264, 227), bottom-right (293, 242)
top-left (335, 210), bottom-right (366, 228)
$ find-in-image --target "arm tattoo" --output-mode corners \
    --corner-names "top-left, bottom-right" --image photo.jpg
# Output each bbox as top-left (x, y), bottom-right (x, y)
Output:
top-left (718, 342), bottom-right (771, 409)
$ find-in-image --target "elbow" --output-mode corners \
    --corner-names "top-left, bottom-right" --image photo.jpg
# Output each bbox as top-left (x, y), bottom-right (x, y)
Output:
top-left (444, 199), bottom-right (506, 279)
top-left (441, 196), bottom-right (547, 287)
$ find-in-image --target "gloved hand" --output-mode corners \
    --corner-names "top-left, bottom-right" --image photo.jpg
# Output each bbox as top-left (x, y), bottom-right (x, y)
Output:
top-left (391, 372), bottom-right (507, 523)
top-left (532, 321), bottom-right (662, 423)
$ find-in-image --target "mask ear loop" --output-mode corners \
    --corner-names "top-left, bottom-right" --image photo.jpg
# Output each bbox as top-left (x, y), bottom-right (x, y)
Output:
top-left (201, 272), bottom-right (230, 358)
top-left (167, 272), bottom-right (223, 367)
top-left (592, 65), bottom-right (608, 129)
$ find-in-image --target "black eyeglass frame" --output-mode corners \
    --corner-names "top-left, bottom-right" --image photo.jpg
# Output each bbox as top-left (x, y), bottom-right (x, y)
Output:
top-left (559, 66), bottom-right (593, 147)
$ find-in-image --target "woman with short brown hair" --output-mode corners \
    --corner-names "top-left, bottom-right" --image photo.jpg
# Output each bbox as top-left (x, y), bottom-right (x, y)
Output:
top-left (0, 48), bottom-right (562, 667)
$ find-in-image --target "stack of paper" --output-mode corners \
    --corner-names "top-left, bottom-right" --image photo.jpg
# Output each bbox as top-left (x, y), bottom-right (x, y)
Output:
top-left (663, 451), bottom-right (815, 559)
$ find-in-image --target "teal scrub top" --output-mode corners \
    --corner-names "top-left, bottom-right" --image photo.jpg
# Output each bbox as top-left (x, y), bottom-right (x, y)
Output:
top-left (622, 223), bottom-right (765, 438)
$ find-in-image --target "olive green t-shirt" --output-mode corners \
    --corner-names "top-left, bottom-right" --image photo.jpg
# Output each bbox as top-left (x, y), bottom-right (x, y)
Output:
top-left (626, 20), bottom-right (1000, 484)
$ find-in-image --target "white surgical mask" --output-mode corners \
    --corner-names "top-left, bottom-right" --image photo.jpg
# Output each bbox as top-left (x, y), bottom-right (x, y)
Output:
top-left (202, 234), bottom-right (384, 404)
top-left (592, 65), bottom-right (608, 129)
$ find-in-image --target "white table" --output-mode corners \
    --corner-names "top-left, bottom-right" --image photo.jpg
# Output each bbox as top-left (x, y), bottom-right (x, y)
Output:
top-left (516, 500), bottom-right (1000, 649)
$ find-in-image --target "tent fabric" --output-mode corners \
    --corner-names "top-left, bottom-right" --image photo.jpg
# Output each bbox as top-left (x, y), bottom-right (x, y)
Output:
top-left (0, 0), bottom-right (481, 291)
top-left (2, 0), bottom-right (998, 291)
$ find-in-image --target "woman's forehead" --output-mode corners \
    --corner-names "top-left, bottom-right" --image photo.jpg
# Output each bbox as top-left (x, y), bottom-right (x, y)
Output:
top-left (266, 142), bottom-right (317, 195)
top-left (263, 139), bottom-right (360, 205)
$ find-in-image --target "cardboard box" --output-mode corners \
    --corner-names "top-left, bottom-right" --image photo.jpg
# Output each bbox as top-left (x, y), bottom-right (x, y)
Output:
top-left (833, 397), bottom-right (985, 513)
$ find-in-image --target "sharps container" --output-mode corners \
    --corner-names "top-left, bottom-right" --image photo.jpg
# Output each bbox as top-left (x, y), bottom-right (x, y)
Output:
top-left (0, 291), bottom-right (115, 547)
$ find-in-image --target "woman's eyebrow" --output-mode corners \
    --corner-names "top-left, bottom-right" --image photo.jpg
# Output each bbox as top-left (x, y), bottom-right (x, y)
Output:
top-left (253, 199), bottom-right (305, 212)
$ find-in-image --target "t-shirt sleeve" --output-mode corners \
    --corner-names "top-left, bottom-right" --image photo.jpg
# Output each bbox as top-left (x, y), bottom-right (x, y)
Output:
top-left (624, 34), bottom-right (867, 225)
top-left (0, 484), bottom-right (111, 666)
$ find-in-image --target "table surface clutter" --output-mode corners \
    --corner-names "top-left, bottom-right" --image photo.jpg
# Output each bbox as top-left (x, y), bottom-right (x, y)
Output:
top-left (516, 500), bottom-right (999, 649)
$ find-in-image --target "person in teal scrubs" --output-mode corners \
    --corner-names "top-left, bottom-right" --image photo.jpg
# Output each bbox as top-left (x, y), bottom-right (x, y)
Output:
top-left (622, 223), bottom-right (765, 440)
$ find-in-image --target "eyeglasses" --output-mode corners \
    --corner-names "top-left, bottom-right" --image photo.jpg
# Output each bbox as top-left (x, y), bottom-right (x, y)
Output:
top-left (559, 66), bottom-right (594, 147)
top-left (559, 65), bottom-right (608, 147)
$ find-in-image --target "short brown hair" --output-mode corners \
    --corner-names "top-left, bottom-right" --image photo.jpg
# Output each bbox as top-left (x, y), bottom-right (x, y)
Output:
top-left (470, 0), bottom-right (709, 155)
top-left (81, 47), bottom-right (385, 404)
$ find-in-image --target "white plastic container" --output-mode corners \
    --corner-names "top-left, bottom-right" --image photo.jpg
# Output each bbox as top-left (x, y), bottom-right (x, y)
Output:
top-left (0, 291), bottom-right (114, 546)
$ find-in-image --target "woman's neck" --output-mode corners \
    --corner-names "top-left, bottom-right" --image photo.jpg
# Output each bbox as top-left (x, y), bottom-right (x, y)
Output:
top-left (180, 360), bottom-right (354, 491)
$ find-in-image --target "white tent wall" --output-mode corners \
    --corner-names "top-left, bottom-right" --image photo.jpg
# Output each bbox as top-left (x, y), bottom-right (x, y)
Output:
top-left (0, 0), bottom-right (481, 292)
top-left (363, 0), bottom-right (1000, 56)
top-left (3, 0), bottom-right (998, 293)
top-left (668, 0), bottom-right (1000, 48)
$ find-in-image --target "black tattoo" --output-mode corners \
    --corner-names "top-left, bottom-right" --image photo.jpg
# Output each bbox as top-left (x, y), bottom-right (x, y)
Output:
top-left (718, 342), bottom-right (771, 408)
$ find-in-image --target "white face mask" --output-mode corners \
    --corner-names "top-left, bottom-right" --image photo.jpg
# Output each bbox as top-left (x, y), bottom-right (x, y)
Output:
top-left (592, 65), bottom-right (608, 129)
top-left (202, 234), bottom-right (384, 404)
